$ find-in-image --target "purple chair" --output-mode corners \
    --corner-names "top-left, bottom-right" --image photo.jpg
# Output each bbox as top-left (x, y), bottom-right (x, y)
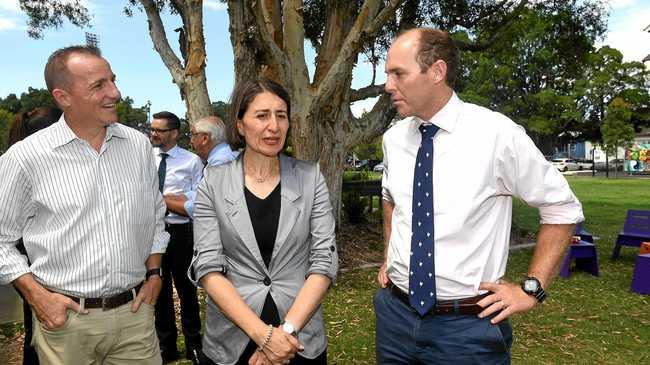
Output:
top-left (575, 222), bottom-right (594, 243)
top-left (630, 254), bottom-right (650, 295)
top-left (560, 242), bottom-right (599, 278)
top-left (611, 210), bottom-right (650, 259)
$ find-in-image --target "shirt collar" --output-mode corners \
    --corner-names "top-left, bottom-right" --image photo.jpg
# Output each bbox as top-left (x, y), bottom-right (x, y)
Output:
top-left (157, 144), bottom-right (180, 158)
top-left (51, 115), bottom-right (125, 149)
top-left (207, 142), bottom-right (234, 164)
top-left (416, 92), bottom-right (462, 133)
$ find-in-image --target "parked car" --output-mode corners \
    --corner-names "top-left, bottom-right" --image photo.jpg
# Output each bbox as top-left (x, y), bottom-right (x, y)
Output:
top-left (574, 159), bottom-right (594, 170)
top-left (373, 163), bottom-right (384, 172)
top-left (551, 158), bottom-right (580, 172)
top-left (355, 159), bottom-right (382, 171)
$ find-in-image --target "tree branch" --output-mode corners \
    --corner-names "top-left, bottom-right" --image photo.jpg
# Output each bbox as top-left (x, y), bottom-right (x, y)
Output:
top-left (250, 0), bottom-right (289, 80)
top-left (139, 0), bottom-right (185, 85)
top-left (282, 0), bottom-right (310, 87)
top-left (350, 84), bottom-right (385, 102)
top-left (346, 93), bottom-right (395, 149)
top-left (315, 0), bottom-right (405, 106)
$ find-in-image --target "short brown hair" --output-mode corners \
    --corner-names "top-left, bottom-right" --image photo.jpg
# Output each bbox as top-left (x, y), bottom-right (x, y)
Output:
top-left (44, 45), bottom-right (102, 92)
top-left (414, 29), bottom-right (460, 87)
top-left (226, 78), bottom-right (291, 150)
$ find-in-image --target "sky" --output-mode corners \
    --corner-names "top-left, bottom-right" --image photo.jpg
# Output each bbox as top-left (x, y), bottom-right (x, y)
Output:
top-left (0, 0), bottom-right (648, 119)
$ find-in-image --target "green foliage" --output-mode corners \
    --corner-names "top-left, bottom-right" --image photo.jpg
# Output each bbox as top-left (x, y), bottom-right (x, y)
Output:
top-left (352, 137), bottom-right (382, 161)
top-left (601, 98), bottom-right (635, 157)
top-left (212, 101), bottom-right (229, 122)
top-left (0, 87), bottom-right (55, 114)
top-left (574, 46), bottom-right (649, 142)
top-left (116, 97), bottom-right (149, 132)
top-left (341, 192), bottom-right (368, 224)
top-left (458, 2), bottom-right (607, 144)
top-left (18, 0), bottom-right (91, 39)
top-left (0, 109), bottom-right (14, 153)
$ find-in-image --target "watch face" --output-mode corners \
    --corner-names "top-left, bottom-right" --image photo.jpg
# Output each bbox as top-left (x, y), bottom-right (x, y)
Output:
top-left (524, 279), bottom-right (539, 292)
top-left (282, 323), bottom-right (295, 335)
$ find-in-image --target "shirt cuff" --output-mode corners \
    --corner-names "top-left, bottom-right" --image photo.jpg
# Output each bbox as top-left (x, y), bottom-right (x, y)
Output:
top-left (184, 200), bottom-right (195, 217)
top-left (539, 203), bottom-right (585, 225)
top-left (150, 231), bottom-right (170, 255)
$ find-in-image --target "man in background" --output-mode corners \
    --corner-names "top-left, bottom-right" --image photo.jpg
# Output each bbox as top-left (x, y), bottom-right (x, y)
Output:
top-left (164, 115), bottom-right (238, 217)
top-left (149, 111), bottom-right (204, 364)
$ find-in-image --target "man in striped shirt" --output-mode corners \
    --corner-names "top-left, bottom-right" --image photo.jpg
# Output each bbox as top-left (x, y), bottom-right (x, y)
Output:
top-left (0, 45), bottom-right (169, 364)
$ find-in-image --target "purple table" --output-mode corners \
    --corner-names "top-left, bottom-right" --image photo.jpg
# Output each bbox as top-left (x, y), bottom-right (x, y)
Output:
top-left (631, 253), bottom-right (650, 295)
top-left (560, 242), bottom-right (599, 278)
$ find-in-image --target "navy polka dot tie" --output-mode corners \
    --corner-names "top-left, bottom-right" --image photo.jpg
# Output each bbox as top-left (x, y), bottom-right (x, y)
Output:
top-left (409, 123), bottom-right (439, 316)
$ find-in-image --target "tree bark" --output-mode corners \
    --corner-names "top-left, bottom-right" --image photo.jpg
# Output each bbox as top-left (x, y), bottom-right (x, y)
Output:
top-left (139, 0), bottom-right (212, 123)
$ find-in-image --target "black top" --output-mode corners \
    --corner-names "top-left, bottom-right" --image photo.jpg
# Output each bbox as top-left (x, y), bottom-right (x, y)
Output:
top-left (244, 183), bottom-right (281, 268)
top-left (240, 183), bottom-right (282, 363)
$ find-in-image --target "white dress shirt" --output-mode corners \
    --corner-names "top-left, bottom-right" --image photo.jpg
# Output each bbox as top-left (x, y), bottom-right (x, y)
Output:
top-left (0, 117), bottom-right (169, 297)
top-left (154, 145), bottom-right (203, 224)
top-left (381, 93), bottom-right (584, 300)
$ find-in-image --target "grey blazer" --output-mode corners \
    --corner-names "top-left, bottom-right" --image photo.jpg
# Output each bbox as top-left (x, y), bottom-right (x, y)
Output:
top-left (189, 153), bottom-right (338, 364)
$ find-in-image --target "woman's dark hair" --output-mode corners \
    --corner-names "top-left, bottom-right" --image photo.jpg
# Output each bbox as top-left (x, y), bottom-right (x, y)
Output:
top-left (8, 106), bottom-right (63, 147)
top-left (226, 78), bottom-right (291, 150)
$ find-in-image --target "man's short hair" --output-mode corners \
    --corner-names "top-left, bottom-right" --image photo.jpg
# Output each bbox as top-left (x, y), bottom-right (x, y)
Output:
top-left (414, 29), bottom-right (460, 87)
top-left (44, 45), bottom-right (102, 92)
top-left (152, 111), bottom-right (181, 130)
top-left (194, 116), bottom-right (226, 145)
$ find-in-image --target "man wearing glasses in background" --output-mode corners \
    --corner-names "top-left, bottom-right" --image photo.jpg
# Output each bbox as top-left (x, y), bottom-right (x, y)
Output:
top-left (164, 115), bottom-right (239, 218)
top-left (149, 111), bottom-right (203, 364)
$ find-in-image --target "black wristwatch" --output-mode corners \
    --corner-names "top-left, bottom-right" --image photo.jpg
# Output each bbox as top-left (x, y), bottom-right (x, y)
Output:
top-left (146, 268), bottom-right (162, 280)
top-left (521, 276), bottom-right (546, 303)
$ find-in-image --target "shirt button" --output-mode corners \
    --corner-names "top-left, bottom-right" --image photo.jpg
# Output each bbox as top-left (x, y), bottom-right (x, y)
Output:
top-left (263, 277), bottom-right (271, 286)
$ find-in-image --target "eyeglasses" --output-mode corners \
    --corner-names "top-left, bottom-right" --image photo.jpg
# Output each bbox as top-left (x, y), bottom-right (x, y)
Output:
top-left (149, 128), bottom-right (174, 134)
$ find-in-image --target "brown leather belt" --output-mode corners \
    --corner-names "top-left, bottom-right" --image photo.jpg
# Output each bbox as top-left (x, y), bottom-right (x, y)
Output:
top-left (66, 283), bottom-right (143, 311)
top-left (389, 283), bottom-right (488, 315)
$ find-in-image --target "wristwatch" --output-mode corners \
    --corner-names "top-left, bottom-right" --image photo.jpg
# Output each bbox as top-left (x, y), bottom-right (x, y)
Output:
top-left (521, 276), bottom-right (546, 303)
top-left (146, 268), bottom-right (162, 280)
top-left (281, 321), bottom-right (298, 337)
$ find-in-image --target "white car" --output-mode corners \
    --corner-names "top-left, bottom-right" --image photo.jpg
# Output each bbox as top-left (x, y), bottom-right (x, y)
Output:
top-left (373, 163), bottom-right (385, 172)
top-left (551, 158), bottom-right (579, 172)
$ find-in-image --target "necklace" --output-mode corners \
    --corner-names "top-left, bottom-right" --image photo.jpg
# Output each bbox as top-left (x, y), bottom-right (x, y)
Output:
top-left (246, 164), bottom-right (275, 183)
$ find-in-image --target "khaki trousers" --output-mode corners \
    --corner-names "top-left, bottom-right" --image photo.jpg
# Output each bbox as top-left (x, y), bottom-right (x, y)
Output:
top-left (32, 301), bottom-right (161, 365)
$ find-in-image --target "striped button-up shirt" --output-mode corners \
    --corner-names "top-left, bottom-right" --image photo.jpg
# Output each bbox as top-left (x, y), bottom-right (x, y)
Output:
top-left (0, 117), bottom-right (169, 297)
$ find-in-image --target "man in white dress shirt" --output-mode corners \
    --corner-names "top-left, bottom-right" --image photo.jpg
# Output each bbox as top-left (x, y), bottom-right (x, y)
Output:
top-left (374, 28), bottom-right (584, 364)
top-left (164, 115), bottom-right (239, 218)
top-left (0, 45), bottom-right (169, 364)
top-left (149, 111), bottom-right (204, 364)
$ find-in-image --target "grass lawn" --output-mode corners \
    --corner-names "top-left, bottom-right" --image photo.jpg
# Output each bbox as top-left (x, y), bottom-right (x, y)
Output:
top-left (324, 177), bottom-right (650, 364)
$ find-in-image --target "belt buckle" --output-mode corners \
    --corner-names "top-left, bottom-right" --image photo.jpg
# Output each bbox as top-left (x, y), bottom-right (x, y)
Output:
top-left (102, 297), bottom-right (110, 311)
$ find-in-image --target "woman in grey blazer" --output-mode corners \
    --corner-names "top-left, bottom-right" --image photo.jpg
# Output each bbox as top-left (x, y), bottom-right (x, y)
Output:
top-left (189, 79), bottom-right (338, 365)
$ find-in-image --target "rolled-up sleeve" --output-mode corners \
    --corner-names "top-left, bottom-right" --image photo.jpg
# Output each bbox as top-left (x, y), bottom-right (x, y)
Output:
top-left (188, 169), bottom-right (227, 287)
top-left (307, 166), bottom-right (338, 283)
top-left (381, 135), bottom-right (393, 203)
top-left (184, 190), bottom-right (197, 218)
top-left (0, 151), bottom-right (33, 284)
top-left (496, 124), bottom-right (584, 225)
